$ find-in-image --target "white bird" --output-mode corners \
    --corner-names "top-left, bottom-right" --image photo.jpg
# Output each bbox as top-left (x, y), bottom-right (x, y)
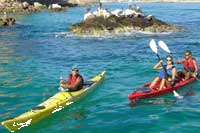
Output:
top-left (111, 9), bottom-right (123, 17)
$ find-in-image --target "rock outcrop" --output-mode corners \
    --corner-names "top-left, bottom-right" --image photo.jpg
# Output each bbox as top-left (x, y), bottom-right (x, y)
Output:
top-left (70, 15), bottom-right (182, 36)
top-left (0, 17), bottom-right (15, 27)
top-left (33, 2), bottom-right (47, 10)
top-left (68, 0), bottom-right (99, 5)
top-left (0, 1), bottom-right (46, 13)
top-left (0, 0), bottom-right (77, 13)
top-left (48, 3), bottom-right (67, 12)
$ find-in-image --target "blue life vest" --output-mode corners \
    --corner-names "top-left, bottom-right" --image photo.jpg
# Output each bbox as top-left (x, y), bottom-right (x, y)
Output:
top-left (159, 65), bottom-right (175, 79)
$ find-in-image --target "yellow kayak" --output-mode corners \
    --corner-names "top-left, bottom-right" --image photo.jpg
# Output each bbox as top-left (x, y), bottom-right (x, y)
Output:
top-left (1, 71), bottom-right (106, 132)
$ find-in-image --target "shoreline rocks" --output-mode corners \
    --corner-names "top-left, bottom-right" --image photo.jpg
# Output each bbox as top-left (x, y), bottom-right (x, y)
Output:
top-left (68, 0), bottom-right (99, 6)
top-left (0, 2), bottom-right (46, 14)
top-left (0, 1), bottom-right (77, 14)
top-left (70, 15), bottom-right (183, 36)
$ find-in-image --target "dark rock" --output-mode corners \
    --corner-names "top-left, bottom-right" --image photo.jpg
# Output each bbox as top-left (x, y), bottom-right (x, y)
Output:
top-left (0, 17), bottom-right (15, 27)
top-left (5, 17), bottom-right (15, 26)
top-left (48, 7), bottom-right (66, 12)
top-left (0, 18), bottom-right (4, 26)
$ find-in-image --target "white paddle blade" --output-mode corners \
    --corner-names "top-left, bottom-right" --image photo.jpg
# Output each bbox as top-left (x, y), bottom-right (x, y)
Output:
top-left (173, 90), bottom-right (183, 99)
top-left (58, 87), bottom-right (65, 91)
top-left (158, 40), bottom-right (171, 53)
top-left (149, 39), bottom-right (158, 54)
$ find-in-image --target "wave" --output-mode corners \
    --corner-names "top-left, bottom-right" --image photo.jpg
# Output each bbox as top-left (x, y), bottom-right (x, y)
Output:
top-left (134, 30), bottom-right (174, 35)
top-left (54, 31), bottom-right (72, 38)
top-left (54, 30), bottom-right (174, 39)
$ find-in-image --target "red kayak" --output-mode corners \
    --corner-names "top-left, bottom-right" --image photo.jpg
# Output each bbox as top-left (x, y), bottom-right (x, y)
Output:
top-left (128, 77), bottom-right (196, 102)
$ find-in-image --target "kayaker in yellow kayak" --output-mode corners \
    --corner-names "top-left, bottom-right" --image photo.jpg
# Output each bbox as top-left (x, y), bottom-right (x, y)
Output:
top-left (59, 66), bottom-right (84, 91)
top-left (176, 50), bottom-right (199, 80)
top-left (149, 55), bottom-right (176, 90)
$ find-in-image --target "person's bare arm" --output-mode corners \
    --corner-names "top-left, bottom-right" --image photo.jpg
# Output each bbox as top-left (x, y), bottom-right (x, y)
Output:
top-left (153, 60), bottom-right (163, 70)
top-left (176, 58), bottom-right (184, 64)
top-left (192, 59), bottom-right (198, 77)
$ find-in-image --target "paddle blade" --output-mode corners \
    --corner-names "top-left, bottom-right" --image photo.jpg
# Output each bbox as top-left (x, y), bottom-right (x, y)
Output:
top-left (58, 87), bottom-right (68, 92)
top-left (149, 39), bottom-right (158, 54)
top-left (173, 90), bottom-right (183, 99)
top-left (158, 40), bottom-right (171, 53)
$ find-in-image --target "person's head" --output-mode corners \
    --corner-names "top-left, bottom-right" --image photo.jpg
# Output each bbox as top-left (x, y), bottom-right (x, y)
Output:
top-left (71, 66), bottom-right (79, 76)
top-left (185, 50), bottom-right (192, 59)
top-left (166, 55), bottom-right (174, 65)
top-left (86, 8), bottom-right (91, 13)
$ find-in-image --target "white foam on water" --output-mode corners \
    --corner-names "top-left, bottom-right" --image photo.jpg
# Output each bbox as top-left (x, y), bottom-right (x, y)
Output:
top-left (149, 115), bottom-right (159, 120)
top-left (134, 30), bottom-right (173, 35)
top-left (53, 30), bottom-right (174, 39)
top-left (54, 32), bottom-right (73, 38)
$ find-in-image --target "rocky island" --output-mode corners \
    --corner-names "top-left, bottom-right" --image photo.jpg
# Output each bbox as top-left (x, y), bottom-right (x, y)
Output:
top-left (70, 4), bottom-right (182, 36)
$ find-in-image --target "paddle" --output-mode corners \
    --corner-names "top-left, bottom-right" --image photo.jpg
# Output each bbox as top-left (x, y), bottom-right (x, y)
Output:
top-left (158, 40), bottom-right (171, 54)
top-left (58, 76), bottom-right (69, 92)
top-left (158, 40), bottom-right (178, 60)
top-left (149, 39), bottom-right (162, 62)
top-left (149, 39), bottom-right (161, 60)
top-left (149, 39), bottom-right (183, 99)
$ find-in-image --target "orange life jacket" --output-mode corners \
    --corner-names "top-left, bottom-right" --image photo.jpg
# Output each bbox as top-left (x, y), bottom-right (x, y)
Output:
top-left (183, 58), bottom-right (196, 70)
top-left (67, 74), bottom-right (83, 89)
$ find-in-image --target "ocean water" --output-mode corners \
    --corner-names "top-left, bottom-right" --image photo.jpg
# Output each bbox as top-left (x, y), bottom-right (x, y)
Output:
top-left (0, 2), bottom-right (200, 133)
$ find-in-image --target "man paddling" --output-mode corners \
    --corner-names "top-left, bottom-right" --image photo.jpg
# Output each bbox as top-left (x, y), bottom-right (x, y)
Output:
top-left (176, 50), bottom-right (198, 80)
top-left (59, 66), bottom-right (84, 91)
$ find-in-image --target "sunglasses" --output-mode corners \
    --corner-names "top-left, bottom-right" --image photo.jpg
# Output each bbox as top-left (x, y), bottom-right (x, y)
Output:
top-left (166, 59), bottom-right (172, 61)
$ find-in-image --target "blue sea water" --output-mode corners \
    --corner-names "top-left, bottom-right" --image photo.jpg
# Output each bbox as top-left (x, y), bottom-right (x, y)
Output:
top-left (0, 2), bottom-right (200, 133)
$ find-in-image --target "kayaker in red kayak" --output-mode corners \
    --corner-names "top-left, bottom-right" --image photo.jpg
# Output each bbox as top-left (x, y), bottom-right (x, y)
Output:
top-left (59, 66), bottom-right (84, 91)
top-left (149, 55), bottom-right (176, 90)
top-left (176, 50), bottom-right (198, 80)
